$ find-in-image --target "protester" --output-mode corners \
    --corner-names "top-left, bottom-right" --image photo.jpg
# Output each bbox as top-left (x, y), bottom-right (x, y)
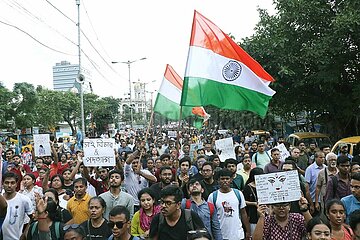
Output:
top-left (80, 196), bottom-right (111, 240)
top-left (306, 217), bottom-right (331, 240)
top-left (99, 169), bottom-right (134, 220)
top-left (200, 162), bottom-right (219, 200)
top-left (208, 169), bottom-right (251, 240)
top-left (182, 179), bottom-right (222, 240)
top-left (341, 172), bottom-right (360, 223)
top-left (150, 166), bottom-right (174, 201)
top-left (67, 178), bottom-right (91, 224)
top-left (243, 167), bottom-right (264, 234)
top-left (349, 209), bottom-right (360, 240)
top-left (108, 206), bottom-right (140, 240)
top-left (44, 188), bottom-right (73, 224)
top-left (251, 140), bottom-right (271, 169)
top-left (149, 186), bottom-right (205, 240)
top-left (263, 148), bottom-right (283, 173)
top-left (131, 188), bottom-right (161, 238)
top-left (224, 158), bottom-right (244, 190)
top-left (325, 199), bottom-right (353, 240)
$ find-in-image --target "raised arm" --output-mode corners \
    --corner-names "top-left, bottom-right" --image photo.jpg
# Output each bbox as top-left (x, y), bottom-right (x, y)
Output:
top-left (0, 194), bottom-right (7, 218)
top-left (42, 168), bottom-right (50, 191)
top-left (50, 142), bottom-right (59, 164)
top-left (253, 205), bottom-right (268, 240)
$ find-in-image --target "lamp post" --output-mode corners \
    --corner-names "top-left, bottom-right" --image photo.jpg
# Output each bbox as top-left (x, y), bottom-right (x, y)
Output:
top-left (112, 57), bottom-right (147, 128)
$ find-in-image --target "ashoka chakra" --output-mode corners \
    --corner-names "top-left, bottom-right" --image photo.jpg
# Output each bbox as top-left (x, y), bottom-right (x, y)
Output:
top-left (222, 60), bottom-right (242, 81)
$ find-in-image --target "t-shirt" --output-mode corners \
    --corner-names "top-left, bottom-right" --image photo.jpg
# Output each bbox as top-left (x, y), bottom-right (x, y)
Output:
top-left (26, 221), bottom-right (65, 240)
top-left (252, 152), bottom-right (271, 169)
top-left (208, 189), bottom-right (246, 240)
top-left (80, 219), bottom-right (112, 240)
top-left (2, 193), bottom-right (34, 240)
top-left (149, 210), bottom-right (205, 240)
top-left (242, 185), bottom-right (258, 224)
top-left (263, 213), bottom-right (306, 240)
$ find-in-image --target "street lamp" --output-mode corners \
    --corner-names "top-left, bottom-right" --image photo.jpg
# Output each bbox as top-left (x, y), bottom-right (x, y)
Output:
top-left (112, 57), bottom-right (147, 128)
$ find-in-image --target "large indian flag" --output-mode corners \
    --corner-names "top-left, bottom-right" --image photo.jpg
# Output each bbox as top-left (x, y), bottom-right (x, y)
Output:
top-left (180, 11), bottom-right (276, 117)
top-left (154, 64), bottom-right (209, 120)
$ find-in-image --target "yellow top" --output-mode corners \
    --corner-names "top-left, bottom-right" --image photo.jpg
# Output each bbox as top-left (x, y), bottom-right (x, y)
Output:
top-left (66, 193), bottom-right (91, 224)
top-left (131, 210), bottom-right (146, 237)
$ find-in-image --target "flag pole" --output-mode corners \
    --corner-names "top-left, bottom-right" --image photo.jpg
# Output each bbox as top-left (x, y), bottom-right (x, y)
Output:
top-left (176, 106), bottom-right (183, 149)
top-left (140, 105), bottom-right (155, 161)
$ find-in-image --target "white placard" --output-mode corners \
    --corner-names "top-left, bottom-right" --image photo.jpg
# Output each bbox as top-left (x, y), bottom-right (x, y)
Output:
top-left (83, 138), bottom-right (116, 167)
top-left (190, 143), bottom-right (203, 159)
top-left (215, 137), bottom-right (236, 162)
top-left (255, 170), bottom-right (301, 204)
top-left (167, 131), bottom-right (177, 138)
top-left (267, 143), bottom-right (290, 161)
top-left (33, 134), bottom-right (51, 157)
top-left (217, 129), bottom-right (228, 135)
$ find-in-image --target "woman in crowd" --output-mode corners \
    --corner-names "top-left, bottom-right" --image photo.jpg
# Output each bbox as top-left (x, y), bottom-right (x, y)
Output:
top-left (80, 196), bottom-right (112, 240)
top-left (306, 217), bottom-right (331, 240)
top-left (234, 145), bottom-right (243, 163)
top-left (19, 173), bottom-right (43, 208)
top-left (44, 188), bottom-right (73, 224)
top-left (243, 167), bottom-right (263, 234)
top-left (62, 168), bottom-right (74, 192)
top-left (27, 195), bottom-right (65, 240)
top-left (325, 199), bottom-right (353, 240)
top-left (46, 174), bottom-right (69, 208)
top-left (131, 188), bottom-right (161, 239)
top-left (253, 197), bottom-right (312, 240)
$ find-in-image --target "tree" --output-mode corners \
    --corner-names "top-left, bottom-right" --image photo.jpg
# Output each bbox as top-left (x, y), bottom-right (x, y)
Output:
top-left (0, 82), bottom-right (13, 128)
top-left (240, 0), bottom-right (360, 138)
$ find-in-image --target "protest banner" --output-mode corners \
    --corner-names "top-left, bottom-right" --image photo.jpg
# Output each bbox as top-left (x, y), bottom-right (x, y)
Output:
top-left (267, 143), bottom-right (290, 161)
top-left (167, 131), bottom-right (177, 138)
top-left (33, 134), bottom-right (51, 157)
top-left (215, 137), bottom-right (236, 162)
top-left (83, 138), bottom-right (115, 167)
top-left (255, 170), bottom-right (301, 205)
top-left (190, 143), bottom-right (203, 159)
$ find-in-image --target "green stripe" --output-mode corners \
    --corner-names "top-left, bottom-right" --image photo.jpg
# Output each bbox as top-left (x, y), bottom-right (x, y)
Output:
top-left (154, 93), bottom-right (194, 120)
top-left (181, 77), bottom-right (272, 117)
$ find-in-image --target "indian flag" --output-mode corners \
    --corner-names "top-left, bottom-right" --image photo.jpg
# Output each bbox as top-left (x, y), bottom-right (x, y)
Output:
top-left (154, 64), bottom-right (209, 120)
top-left (180, 11), bottom-right (276, 117)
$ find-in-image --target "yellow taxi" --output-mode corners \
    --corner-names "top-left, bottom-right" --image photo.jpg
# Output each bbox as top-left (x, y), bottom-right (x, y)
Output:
top-left (331, 136), bottom-right (360, 155)
top-left (286, 132), bottom-right (331, 147)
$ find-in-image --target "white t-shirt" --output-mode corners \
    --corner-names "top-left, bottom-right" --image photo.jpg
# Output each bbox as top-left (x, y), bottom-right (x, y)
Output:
top-left (2, 193), bottom-right (34, 240)
top-left (124, 163), bottom-right (153, 205)
top-left (208, 189), bottom-right (246, 240)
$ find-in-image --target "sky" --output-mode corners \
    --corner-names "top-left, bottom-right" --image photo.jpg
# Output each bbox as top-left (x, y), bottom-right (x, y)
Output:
top-left (0, 0), bottom-right (275, 102)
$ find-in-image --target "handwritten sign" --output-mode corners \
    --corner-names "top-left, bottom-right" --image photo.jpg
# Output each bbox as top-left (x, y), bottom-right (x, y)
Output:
top-left (190, 143), bottom-right (203, 159)
top-left (255, 170), bottom-right (301, 204)
top-left (83, 138), bottom-right (115, 167)
top-left (267, 143), bottom-right (290, 162)
top-left (215, 137), bottom-right (236, 162)
top-left (33, 134), bottom-right (51, 157)
top-left (167, 131), bottom-right (177, 138)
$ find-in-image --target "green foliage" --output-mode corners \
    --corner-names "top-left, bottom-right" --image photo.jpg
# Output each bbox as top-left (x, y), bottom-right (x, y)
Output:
top-left (240, 0), bottom-right (360, 137)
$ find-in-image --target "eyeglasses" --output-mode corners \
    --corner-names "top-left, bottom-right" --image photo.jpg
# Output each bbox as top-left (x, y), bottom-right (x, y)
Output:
top-left (159, 199), bottom-right (177, 207)
top-left (273, 203), bottom-right (290, 208)
top-left (107, 221), bottom-right (125, 229)
top-left (63, 224), bottom-right (82, 231)
top-left (350, 185), bottom-right (360, 190)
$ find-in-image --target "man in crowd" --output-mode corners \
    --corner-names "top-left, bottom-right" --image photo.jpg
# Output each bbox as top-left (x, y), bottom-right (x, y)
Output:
top-left (314, 152), bottom-right (338, 216)
top-left (124, 150), bottom-right (157, 212)
top-left (208, 169), bottom-right (251, 240)
top-left (297, 141), bottom-right (310, 172)
top-left (249, 141), bottom-right (258, 158)
top-left (108, 206), bottom-right (140, 240)
top-left (251, 140), bottom-right (271, 169)
top-left (182, 179), bottom-right (222, 240)
top-left (99, 169), bottom-right (134, 220)
top-left (150, 166), bottom-right (174, 201)
top-left (324, 155), bottom-right (352, 202)
top-left (155, 154), bottom-right (176, 181)
top-left (264, 148), bottom-right (283, 173)
top-left (201, 162), bottom-right (219, 200)
top-left (305, 151), bottom-right (325, 216)
top-left (320, 144), bottom-right (331, 157)
top-left (237, 154), bottom-right (252, 183)
top-left (290, 147), bottom-right (305, 175)
top-left (338, 143), bottom-right (353, 160)
top-left (83, 166), bottom-right (110, 195)
top-left (9, 154), bottom-right (31, 190)
top-left (224, 158), bottom-right (244, 191)
top-left (66, 177), bottom-right (91, 224)
top-left (341, 172), bottom-right (360, 223)
top-left (117, 140), bottom-right (132, 155)
top-left (149, 186), bottom-right (205, 240)
top-left (2, 172), bottom-right (34, 240)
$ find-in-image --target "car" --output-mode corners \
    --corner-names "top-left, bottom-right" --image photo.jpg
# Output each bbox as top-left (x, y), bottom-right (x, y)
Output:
top-left (331, 136), bottom-right (360, 156)
top-left (251, 130), bottom-right (270, 139)
top-left (286, 132), bottom-right (331, 148)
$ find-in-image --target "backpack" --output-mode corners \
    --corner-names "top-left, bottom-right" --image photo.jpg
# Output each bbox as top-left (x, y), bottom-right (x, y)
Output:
top-left (158, 209), bottom-right (194, 232)
top-left (212, 188), bottom-right (242, 212)
top-left (31, 221), bottom-right (60, 239)
top-left (254, 151), bottom-right (271, 165)
top-left (185, 199), bottom-right (215, 219)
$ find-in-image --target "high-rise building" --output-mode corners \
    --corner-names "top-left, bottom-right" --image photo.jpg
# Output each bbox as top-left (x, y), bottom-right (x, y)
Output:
top-left (52, 61), bottom-right (91, 92)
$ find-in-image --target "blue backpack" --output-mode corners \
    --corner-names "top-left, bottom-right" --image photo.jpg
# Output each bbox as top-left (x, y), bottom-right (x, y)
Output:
top-left (212, 188), bottom-right (242, 212)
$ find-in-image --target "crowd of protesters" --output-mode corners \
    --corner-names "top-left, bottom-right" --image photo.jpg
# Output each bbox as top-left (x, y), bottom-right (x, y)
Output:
top-left (0, 127), bottom-right (360, 240)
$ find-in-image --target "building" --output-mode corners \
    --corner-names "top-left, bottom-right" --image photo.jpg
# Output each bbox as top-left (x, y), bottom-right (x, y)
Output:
top-left (52, 61), bottom-right (92, 92)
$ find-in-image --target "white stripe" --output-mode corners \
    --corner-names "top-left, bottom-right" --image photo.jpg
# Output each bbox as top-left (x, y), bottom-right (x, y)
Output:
top-left (158, 76), bottom-right (182, 104)
top-left (185, 46), bottom-right (275, 96)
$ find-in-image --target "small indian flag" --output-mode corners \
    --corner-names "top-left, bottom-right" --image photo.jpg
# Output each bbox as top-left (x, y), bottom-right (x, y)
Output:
top-left (180, 11), bottom-right (276, 117)
top-left (154, 64), bottom-right (209, 120)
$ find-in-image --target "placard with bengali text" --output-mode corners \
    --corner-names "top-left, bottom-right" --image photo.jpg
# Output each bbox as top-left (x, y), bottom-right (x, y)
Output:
top-left (83, 138), bottom-right (115, 167)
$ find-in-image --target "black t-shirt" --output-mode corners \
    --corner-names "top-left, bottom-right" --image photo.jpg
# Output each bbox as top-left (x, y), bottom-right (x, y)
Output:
top-left (149, 210), bottom-right (205, 240)
top-left (80, 219), bottom-right (112, 240)
top-left (201, 179), bottom-right (219, 201)
top-left (243, 184), bottom-right (258, 224)
top-left (59, 207), bottom-right (73, 223)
